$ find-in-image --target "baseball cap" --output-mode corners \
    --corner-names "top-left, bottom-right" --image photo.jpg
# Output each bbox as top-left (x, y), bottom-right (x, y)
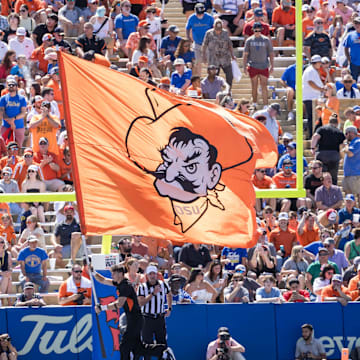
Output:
top-left (311, 54), bottom-right (322, 63)
top-left (160, 77), bottom-right (170, 85)
top-left (318, 247), bottom-right (329, 255)
top-left (28, 235), bottom-right (38, 242)
top-left (28, 164), bottom-right (38, 172)
top-left (346, 126), bottom-right (358, 134)
top-left (321, 56), bottom-right (330, 64)
top-left (167, 24), bottom-right (179, 33)
top-left (252, 21), bottom-right (263, 29)
top-left (64, 204), bottom-right (75, 212)
top-left (45, 52), bottom-right (57, 61)
top-left (269, 102), bottom-right (281, 114)
top-left (34, 95), bottom-right (43, 103)
top-left (138, 20), bottom-right (150, 27)
top-left (173, 58), bottom-right (185, 66)
top-left (282, 0), bottom-right (291, 5)
top-left (254, 7), bottom-right (263, 16)
top-left (235, 264), bottom-right (246, 273)
top-left (138, 55), bottom-right (149, 63)
top-left (39, 137), bottom-right (49, 144)
top-left (24, 147), bottom-right (33, 155)
top-left (354, 17), bottom-right (360, 24)
top-left (47, 13), bottom-right (58, 21)
top-left (208, 64), bottom-right (218, 70)
top-left (282, 132), bottom-right (293, 140)
top-left (54, 27), bottom-right (65, 34)
top-left (323, 237), bottom-right (335, 245)
top-left (332, 274), bottom-right (343, 282)
top-left (16, 27), bottom-right (26, 36)
top-left (24, 282), bottom-right (35, 289)
top-left (146, 265), bottom-right (158, 274)
top-left (2, 167), bottom-right (11, 175)
top-left (345, 194), bottom-right (355, 201)
top-left (287, 141), bottom-right (296, 149)
top-left (302, 4), bottom-right (310, 11)
top-left (42, 33), bottom-right (54, 42)
top-left (326, 209), bottom-right (337, 222)
top-left (195, 2), bottom-right (205, 10)
top-left (49, 66), bottom-right (59, 75)
top-left (218, 327), bottom-right (229, 334)
top-left (278, 212), bottom-right (289, 221)
top-left (282, 159), bottom-right (293, 166)
top-left (353, 105), bottom-right (360, 112)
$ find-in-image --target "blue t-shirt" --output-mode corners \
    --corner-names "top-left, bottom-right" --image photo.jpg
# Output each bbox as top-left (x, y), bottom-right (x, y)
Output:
top-left (343, 31), bottom-right (360, 66)
top-left (186, 13), bottom-right (214, 45)
top-left (179, 51), bottom-right (195, 63)
top-left (221, 247), bottom-right (248, 271)
top-left (171, 68), bottom-right (192, 89)
top-left (10, 65), bottom-right (25, 79)
top-left (278, 144), bottom-right (287, 157)
top-left (304, 241), bottom-right (323, 256)
top-left (160, 36), bottom-right (181, 61)
top-left (0, 93), bottom-right (27, 129)
top-left (344, 137), bottom-right (360, 176)
top-left (256, 287), bottom-right (281, 299)
top-left (114, 13), bottom-right (139, 40)
top-left (172, 289), bottom-right (195, 304)
top-left (281, 63), bottom-right (296, 90)
top-left (338, 206), bottom-right (360, 224)
top-left (17, 247), bottom-right (48, 274)
top-left (277, 154), bottom-right (308, 173)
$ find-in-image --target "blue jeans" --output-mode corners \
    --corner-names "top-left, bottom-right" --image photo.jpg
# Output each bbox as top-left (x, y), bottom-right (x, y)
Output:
top-left (350, 63), bottom-right (360, 82)
top-left (20, 273), bottom-right (49, 293)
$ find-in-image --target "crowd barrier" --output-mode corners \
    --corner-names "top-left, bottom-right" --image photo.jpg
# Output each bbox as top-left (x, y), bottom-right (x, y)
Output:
top-left (1, 303), bottom-right (360, 360)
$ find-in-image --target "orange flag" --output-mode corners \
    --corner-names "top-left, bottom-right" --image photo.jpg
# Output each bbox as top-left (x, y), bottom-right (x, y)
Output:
top-left (58, 52), bottom-right (277, 248)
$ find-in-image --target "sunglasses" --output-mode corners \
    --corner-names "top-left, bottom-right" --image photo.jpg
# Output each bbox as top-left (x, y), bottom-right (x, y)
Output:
top-left (312, 167), bottom-right (320, 169)
top-left (265, 211), bottom-right (272, 214)
top-left (254, 29), bottom-right (262, 32)
top-left (284, 166), bottom-right (292, 169)
top-left (9, 146), bottom-right (18, 150)
top-left (39, 142), bottom-right (47, 145)
top-left (235, 269), bottom-right (245, 273)
top-left (326, 271), bottom-right (334, 275)
top-left (319, 253), bottom-right (328, 257)
top-left (8, 84), bottom-right (17, 87)
top-left (344, 80), bottom-right (353, 83)
top-left (315, 21), bottom-right (324, 24)
top-left (20, 9), bottom-right (27, 12)
top-left (0, 241), bottom-right (4, 244)
top-left (73, 270), bottom-right (82, 273)
top-left (28, 170), bottom-right (36, 173)
top-left (24, 155), bottom-right (32, 158)
top-left (257, 169), bottom-right (266, 173)
top-left (123, 4), bottom-right (131, 7)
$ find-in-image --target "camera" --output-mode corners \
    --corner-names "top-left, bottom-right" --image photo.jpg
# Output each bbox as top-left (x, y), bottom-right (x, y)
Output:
top-left (75, 290), bottom-right (87, 305)
top-left (216, 347), bottom-right (230, 360)
top-left (219, 333), bottom-right (230, 341)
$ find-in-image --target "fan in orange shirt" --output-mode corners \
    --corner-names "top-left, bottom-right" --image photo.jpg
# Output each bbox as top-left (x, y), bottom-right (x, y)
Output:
top-left (46, 66), bottom-right (64, 120)
top-left (252, 168), bottom-right (276, 215)
top-left (316, 2), bottom-right (335, 30)
top-left (297, 212), bottom-right (320, 246)
top-left (14, 0), bottom-right (44, 14)
top-left (302, 6), bottom-right (315, 37)
top-left (320, 83), bottom-right (339, 126)
top-left (0, 213), bottom-right (16, 247)
top-left (30, 34), bottom-right (53, 75)
top-left (0, 201), bottom-right (10, 217)
top-left (0, 141), bottom-right (22, 172)
top-left (321, 274), bottom-right (351, 305)
top-left (272, 0), bottom-right (296, 46)
top-left (186, 76), bottom-right (202, 98)
top-left (12, 148), bottom-right (41, 187)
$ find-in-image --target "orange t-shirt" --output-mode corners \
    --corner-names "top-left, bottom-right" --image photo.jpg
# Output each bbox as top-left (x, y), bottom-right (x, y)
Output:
top-left (15, 0), bottom-right (44, 13)
top-left (350, 290), bottom-right (360, 301)
top-left (302, 17), bottom-right (314, 37)
top-left (348, 274), bottom-right (360, 291)
top-left (251, 174), bottom-right (274, 189)
top-left (30, 45), bottom-right (48, 74)
top-left (321, 284), bottom-right (350, 301)
top-left (33, 151), bottom-right (60, 180)
top-left (272, 6), bottom-right (296, 26)
top-left (58, 280), bottom-right (92, 306)
top-left (297, 225), bottom-right (320, 246)
top-left (47, 79), bottom-right (64, 120)
top-left (30, 114), bottom-right (60, 155)
top-left (269, 227), bottom-right (297, 256)
top-left (0, 155), bottom-right (22, 172)
top-left (273, 172), bottom-right (297, 189)
top-left (321, 96), bottom-right (339, 126)
top-left (288, 219), bottom-right (298, 233)
top-left (0, 224), bottom-right (16, 246)
top-left (59, 158), bottom-right (72, 182)
top-left (319, 67), bottom-right (335, 83)
top-left (0, 203), bottom-right (10, 217)
top-left (141, 236), bottom-right (171, 258)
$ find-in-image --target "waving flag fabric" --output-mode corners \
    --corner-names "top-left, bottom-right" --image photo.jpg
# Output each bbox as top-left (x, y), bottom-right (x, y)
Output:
top-left (58, 52), bottom-right (277, 248)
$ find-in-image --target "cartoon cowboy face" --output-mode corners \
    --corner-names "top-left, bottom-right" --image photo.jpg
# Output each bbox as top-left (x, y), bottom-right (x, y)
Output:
top-left (154, 127), bottom-right (222, 203)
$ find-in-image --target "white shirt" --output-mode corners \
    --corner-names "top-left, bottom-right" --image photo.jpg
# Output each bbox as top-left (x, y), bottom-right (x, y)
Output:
top-left (131, 49), bottom-right (155, 65)
top-left (253, 108), bottom-right (279, 144)
top-left (0, 41), bottom-right (8, 61)
top-left (8, 36), bottom-right (34, 59)
top-left (50, 100), bottom-right (60, 119)
top-left (213, 0), bottom-right (244, 14)
top-left (302, 65), bottom-right (323, 101)
top-left (336, 86), bottom-right (360, 99)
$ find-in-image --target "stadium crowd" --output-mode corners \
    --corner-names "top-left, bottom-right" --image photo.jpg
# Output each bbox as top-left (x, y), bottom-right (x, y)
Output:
top-left (0, 0), bottom-right (357, 320)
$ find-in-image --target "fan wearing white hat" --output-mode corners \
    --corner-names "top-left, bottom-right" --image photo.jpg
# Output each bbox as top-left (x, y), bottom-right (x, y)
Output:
top-left (321, 273), bottom-right (351, 305)
top-left (8, 26), bottom-right (34, 59)
top-left (170, 58), bottom-right (192, 94)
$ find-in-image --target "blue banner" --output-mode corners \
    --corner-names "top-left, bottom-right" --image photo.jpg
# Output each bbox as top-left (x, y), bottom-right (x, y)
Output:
top-left (343, 303), bottom-right (360, 355)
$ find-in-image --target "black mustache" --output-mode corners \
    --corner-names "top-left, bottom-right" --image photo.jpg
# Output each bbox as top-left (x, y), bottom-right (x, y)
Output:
top-left (151, 170), bottom-right (199, 194)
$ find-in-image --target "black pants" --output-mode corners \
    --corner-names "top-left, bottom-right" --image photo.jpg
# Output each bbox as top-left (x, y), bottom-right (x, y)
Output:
top-left (316, 150), bottom-right (340, 185)
top-left (142, 315), bottom-right (167, 360)
top-left (120, 315), bottom-right (166, 360)
top-left (304, 100), bottom-right (314, 138)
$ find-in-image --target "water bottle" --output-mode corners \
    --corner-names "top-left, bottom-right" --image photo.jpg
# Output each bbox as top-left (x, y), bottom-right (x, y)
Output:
top-left (164, 270), bottom-right (168, 279)
top-left (12, 155), bottom-right (15, 165)
top-left (269, 86), bottom-right (276, 99)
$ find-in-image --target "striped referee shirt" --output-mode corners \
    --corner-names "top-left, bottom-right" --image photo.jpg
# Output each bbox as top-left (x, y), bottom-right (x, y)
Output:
top-left (137, 280), bottom-right (170, 315)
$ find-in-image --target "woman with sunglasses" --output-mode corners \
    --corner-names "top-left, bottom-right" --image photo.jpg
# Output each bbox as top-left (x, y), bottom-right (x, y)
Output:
top-left (185, 268), bottom-right (217, 303)
top-left (0, 236), bottom-right (13, 305)
top-left (248, 244), bottom-right (276, 278)
top-left (174, 39), bottom-right (195, 69)
top-left (235, 98), bottom-right (251, 115)
top-left (110, 0), bottom-right (122, 23)
top-left (17, 214), bottom-right (46, 251)
top-left (313, 264), bottom-right (335, 301)
top-left (19, 5), bottom-right (36, 32)
top-left (21, 165), bottom-right (46, 223)
top-left (204, 260), bottom-right (228, 302)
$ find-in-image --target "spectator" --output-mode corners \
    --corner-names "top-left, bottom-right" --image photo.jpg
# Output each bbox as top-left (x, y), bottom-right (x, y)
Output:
top-left (201, 65), bottom-right (230, 99)
top-left (186, 75), bottom-right (202, 97)
top-left (14, 281), bottom-right (46, 307)
top-left (247, 223), bottom-right (277, 259)
top-left (160, 25), bottom-right (181, 62)
top-left (0, 213), bottom-right (16, 251)
top-left (304, 160), bottom-right (324, 207)
top-left (33, 137), bottom-right (65, 192)
top-left (202, 19), bottom-right (235, 87)
top-left (280, 62), bottom-right (296, 118)
top-left (170, 58), bottom-right (192, 94)
top-left (339, 194), bottom-right (360, 224)
top-left (313, 263), bottom-right (335, 301)
top-left (213, 0), bottom-right (244, 36)
top-left (58, 264), bottom-right (91, 306)
top-left (185, 3), bottom-right (214, 76)
top-left (52, 204), bottom-right (82, 266)
top-left (311, 114), bottom-right (345, 185)
top-left (0, 166), bottom-right (22, 217)
top-left (344, 16), bottom-right (360, 81)
top-left (302, 6), bottom-right (316, 38)
top-left (19, 5), bottom-right (36, 33)
top-left (319, 57), bottom-right (335, 84)
top-left (129, 54), bottom-right (148, 77)
top-left (0, 334), bottom-right (17, 360)
top-left (184, 268), bottom-right (217, 303)
top-left (179, 242), bottom-right (212, 271)
top-left (336, 74), bottom-right (360, 98)
top-left (75, 22), bottom-right (106, 58)
top-left (8, 27), bottom-right (34, 59)
top-left (235, 98), bottom-right (251, 115)
top-left (58, 0), bottom-right (85, 37)
top-left (206, 327), bottom-right (246, 360)
top-left (283, 278), bottom-right (310, 303)
top-left (17, 215), bottom-right (45, 250)
top-left (295, 324), bottom-right (326, 360)
top-left (131, 235), bottom-right (149, 258)
top-left (318, 237), bottom-right (349, 271)
top-left (46, 67), bottom-right (64, 123)
top-left (248, 243), bottom-right (276, 277)
top-left (12, 148), bottom-right (36, 187)
top-left (277, 132), bottom-right (293, 157)
top-left (30, 33), bottom-right (54, 75)
top-left (329, 15), bottom-right (345, 50)
top-left (83, 0), bottom-right (98, 22)
top-left (302, 54), bottom-right (325, 139)
top-left (277, 142), bottom-right (308, 174)
top-left (321, 274), bottom-right (351, 305)
top-left (253, 103), bottom-right (282, 144)
top-left (306, 247), bottom-right (339, 293)
top-left (243, 7), bottom-right (270, 39)
top-left (0, 236), bottom-right (12, 304)
top-left (343, 256), bottom-right (360, 287)
top-left (174, 39), bottom-right (195, 68)
top-left (53, 27), bottom-right (72, 54)
top-left (17, 235), bottom-right (49, 293)
top-left (243, 22), bottom-right (274, 106)
top-left (144, 6), bottom-right (161, 50)
top-left (315, 172), bottom-right (343, 210)
top-left (140, 236), bottom-right (173, 269)
top-left (320, 83), bottom-right (339, 126)
top-left (335, 219), bottom-right (354, 251)
top-left (0, 78), bottom-right (27, 148)
top-left (252, 168), bottom-right (276, 215)
top-left (255, 274), bottom-right (282, 303)
top-left (348, 255), bottom-right (360, 290)
top-left (168, 274), bottom-right (194, 304)
top-left (125, 257), bottom-right (145, 290)
top-left (32, 13), bottom-right (58, 47)
top-left (0, 51), bottom-right (16, 83)
top-left (304, 17), bottom-right (332, 58)
top-left (234, 264), bottom-right (261, 302)
top-left (224, 273), bottom-right (249, 303)
top-left (345, 228), bottom-right (360, 263)
top-left (0, 31), bottom-right (9, 62)
top-left (297, 212), bottom-right (321, 247)
top-left (204, 260), bottom-right (227, 302)
top-left (334, 0), bottom-right (354, 23)
top-left (10, 54), bottom-right (26, 81)
top-left (281, 245), bottom-right (308, 286)
top-left (59, 147), bottom-right (73, 185)
top-left (272, 0), bottom-right (295, 48)
top-left (343, 107), bottom-right (360, 132)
